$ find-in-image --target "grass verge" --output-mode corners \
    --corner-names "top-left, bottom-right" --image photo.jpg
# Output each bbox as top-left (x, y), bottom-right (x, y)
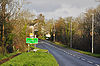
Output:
top-left (54, 42), bottom-right (67, 48)
top-left (1, 49), bottom-right (59, 66)
top-left (0, 46), bottom-right (29, 61)
top-left (69, 48), bottom-right (100, 58)
top-left (0, 52), bottom-right (18, 60)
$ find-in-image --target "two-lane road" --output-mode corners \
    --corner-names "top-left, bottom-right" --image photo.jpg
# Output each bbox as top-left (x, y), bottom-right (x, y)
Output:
top-left (37, 40), bottom-right (100, 66)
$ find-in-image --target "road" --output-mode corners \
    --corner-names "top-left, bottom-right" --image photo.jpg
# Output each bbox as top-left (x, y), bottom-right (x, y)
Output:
top-left (37, 40), bottom-right (100, 66)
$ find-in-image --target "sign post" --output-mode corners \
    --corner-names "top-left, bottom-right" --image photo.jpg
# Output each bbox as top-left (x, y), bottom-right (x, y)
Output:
top-left (28, 44), bottom-right (30, 52)
top-left (34, 35), bottom-right (37, 49)
top-left (26, 37), bottom-right (38, 52)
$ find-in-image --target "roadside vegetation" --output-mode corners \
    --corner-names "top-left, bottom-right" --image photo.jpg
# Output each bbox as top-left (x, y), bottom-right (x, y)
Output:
top-left (1, 50), bottom-right (58, 66)
top-left (54, 42), bottom-right (67, 48)
top-left (53, 41), bottom-right (100, 58)
top-left (0, 0), bottom-right (46, 57)
top-left (70, 48), bottom-right (100, 58)
top-left (0, 52), bottom-right (17, 60)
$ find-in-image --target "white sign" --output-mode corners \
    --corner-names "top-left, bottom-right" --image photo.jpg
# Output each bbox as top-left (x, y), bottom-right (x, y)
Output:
top-left (46, 34), bottom-right (51, 37)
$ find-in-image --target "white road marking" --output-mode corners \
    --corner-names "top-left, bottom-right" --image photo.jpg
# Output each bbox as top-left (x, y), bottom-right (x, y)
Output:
top-left (45, 42), bottom-right (77, 58)
top-left (64, 51), bottom-right (67, 53)
top-left (87, 61), bottom-right (93, 64)
top-left (72, 55), bottom-right (75, 56)
top-left (81, 58), bottom-right (85, 61)
top-left (70, 54), bottom-right (73, 55)
top-left (95, 64), bottom-right (100, 66)
top-left (77, 57), bottom-right (80, 58)
top-left (68, 53), bottom-right (70, 54)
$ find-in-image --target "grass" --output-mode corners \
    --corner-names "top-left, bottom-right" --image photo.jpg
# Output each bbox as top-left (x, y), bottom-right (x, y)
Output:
top-left (1, 49), bottom-right (59, 66)
top-left (52, 41), bottom-right (100, 58)
top-left (0, 52), bottom-right (18, 60)
top-left (54, 42), bottom-right (67, 48)
top-left (69, 48), bottom-right (100, 58)
top-left (47, 40), bottom-right (67, 48)
top-left (0, 46), bottom-right (29, 61)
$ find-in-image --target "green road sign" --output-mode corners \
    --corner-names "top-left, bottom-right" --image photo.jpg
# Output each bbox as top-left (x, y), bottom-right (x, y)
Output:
top-left (26, 38), bottom-right (38, 44)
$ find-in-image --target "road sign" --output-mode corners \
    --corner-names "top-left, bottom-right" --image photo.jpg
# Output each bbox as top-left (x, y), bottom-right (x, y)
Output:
top-left (26, 38), bottom-right (38, 44)
top-left (30, 33), bottom-right (34, 37)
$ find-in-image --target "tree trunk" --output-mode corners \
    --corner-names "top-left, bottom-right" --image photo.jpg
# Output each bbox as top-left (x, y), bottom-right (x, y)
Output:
top-left (1, 1), bottom-right (6, 55)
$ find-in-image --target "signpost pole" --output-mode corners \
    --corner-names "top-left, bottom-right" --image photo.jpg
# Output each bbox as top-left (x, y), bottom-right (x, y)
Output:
top-left (34, 44), bottom-right (36, 49)
top-left (34, 35), bottom-right (37, 49)
top-left (28, 44), bottom-right (30, 52)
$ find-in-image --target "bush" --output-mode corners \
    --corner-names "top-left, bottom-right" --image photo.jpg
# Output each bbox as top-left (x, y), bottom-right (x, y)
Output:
top-left (6, 45), bottom-right (13, 53)
top-left (0, 46), bottom-right (2, 53)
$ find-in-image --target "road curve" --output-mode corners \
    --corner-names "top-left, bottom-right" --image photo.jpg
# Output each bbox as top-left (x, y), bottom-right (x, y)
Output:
top-left (37, 40), bottom-right (100, 66)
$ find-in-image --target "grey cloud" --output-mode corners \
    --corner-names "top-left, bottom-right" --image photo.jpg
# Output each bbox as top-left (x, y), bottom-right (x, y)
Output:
top-left (24, 0), bottom-right (61, 12)
top-left (23, 0), bottom-right (99, 19)
top-left (30, 3), bottom-right (61, 12)
top-left (24, 0), bottom-right (99, 12)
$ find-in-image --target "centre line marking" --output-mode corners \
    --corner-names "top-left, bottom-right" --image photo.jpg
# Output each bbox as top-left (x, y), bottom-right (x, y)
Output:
top-left (87, 61), bottom-right (93, 64)
top-left (81, 58), bottom-right (85, 60)
top-left (72, 55), bottom-right (75, 56)
top-left (95, 64), bottom-right (100, 66)
top-left (77, 57), bottom-right (80, 58)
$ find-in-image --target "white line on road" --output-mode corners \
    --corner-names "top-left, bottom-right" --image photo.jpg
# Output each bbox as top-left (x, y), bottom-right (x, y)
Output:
top-left (72, 55), bottom-right (75, 56)
top-left (77, 57), bottom-right (80, 58)
top-left (68, 53), bottom-right (70, 54)
top-left (64, 51), bottom-right (67, 53)
top-left (95, 64), bottom-right (100, 66)
top-left (87, 61), bottom-right (93, 64)
top-left (70, 54), bottom-right (73, 55)
top-left (45, 42), bottom-right (77, 58)
top-left (81, 58), bottom-right (86, 61)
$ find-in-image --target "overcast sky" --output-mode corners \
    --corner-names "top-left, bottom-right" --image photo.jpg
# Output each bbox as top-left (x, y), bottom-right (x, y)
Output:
top-left (23, 0), bottom-right (100, 19)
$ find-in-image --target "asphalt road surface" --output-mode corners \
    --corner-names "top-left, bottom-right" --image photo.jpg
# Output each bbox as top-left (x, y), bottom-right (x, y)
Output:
top-left (37, 40), bottom-right (100, 66)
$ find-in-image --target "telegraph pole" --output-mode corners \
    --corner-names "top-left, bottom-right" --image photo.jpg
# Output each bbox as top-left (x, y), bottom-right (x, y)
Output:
top-left (53, 21), bottom-right (56, 42)
top-left (92, 14), bottom-right (94, 53)
top-left (70, 19), bottom-right (72, 48)
top-left (83, 12), bottom-right (94, 53)
top-left (53, 19), bottom-right (56, 42)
